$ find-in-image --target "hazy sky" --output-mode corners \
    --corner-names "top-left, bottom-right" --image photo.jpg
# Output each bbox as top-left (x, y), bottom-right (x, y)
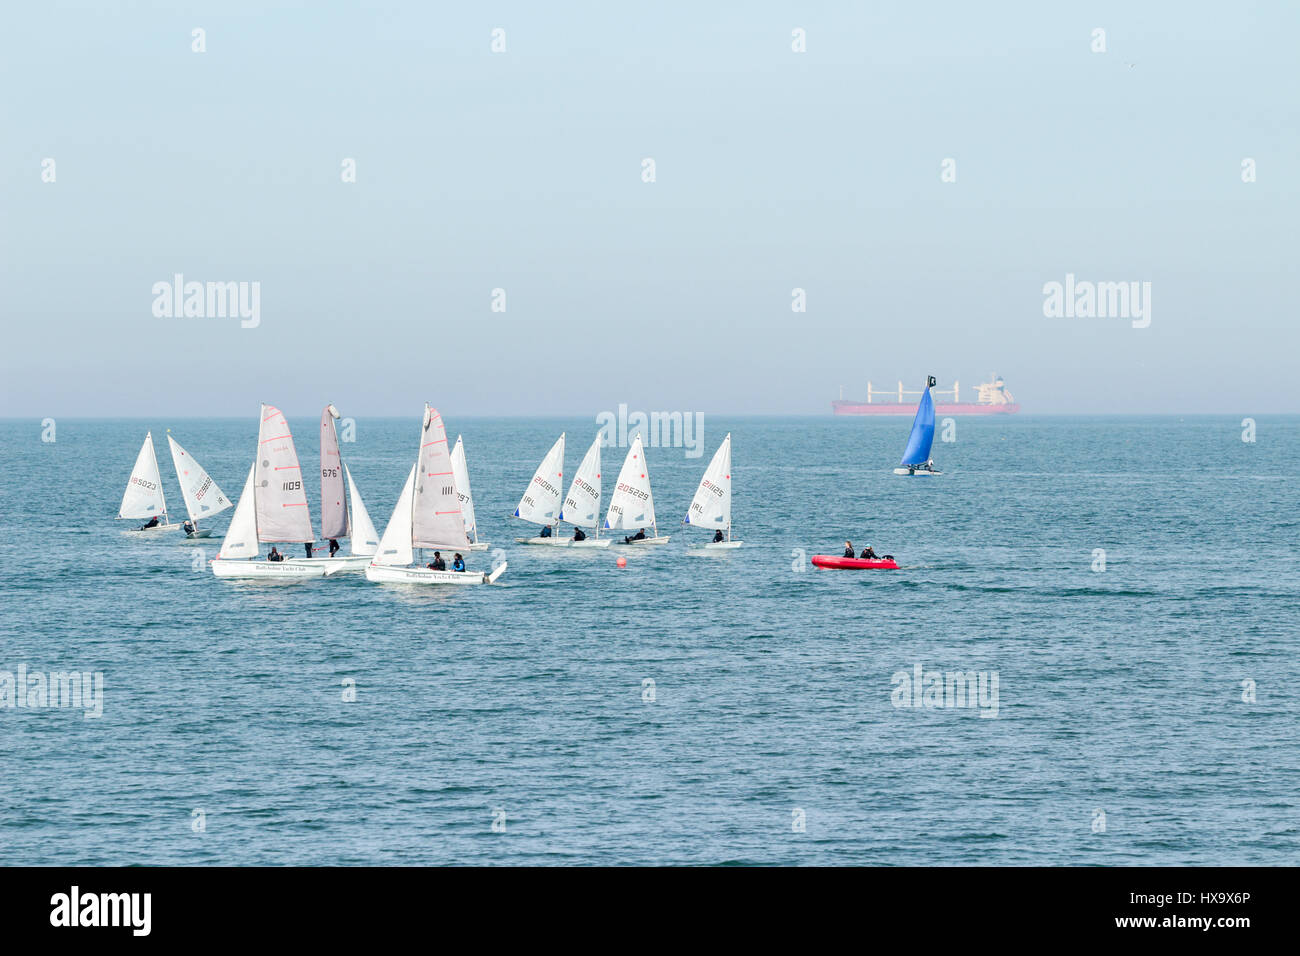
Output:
top-left (2, 1), bottom-right (1297, 416)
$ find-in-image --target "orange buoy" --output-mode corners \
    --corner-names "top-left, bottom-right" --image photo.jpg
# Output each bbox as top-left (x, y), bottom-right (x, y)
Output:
top-left (616, 556), bottom-right (627, 568)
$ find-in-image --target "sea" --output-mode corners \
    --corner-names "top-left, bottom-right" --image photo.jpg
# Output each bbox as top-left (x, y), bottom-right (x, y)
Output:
top-left (1, 414), bottom-right (1296, 865)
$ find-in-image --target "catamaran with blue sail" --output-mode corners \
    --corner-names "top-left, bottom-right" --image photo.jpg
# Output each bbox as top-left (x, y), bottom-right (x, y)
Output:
top-left (893, 375), bottom-right (942, 476)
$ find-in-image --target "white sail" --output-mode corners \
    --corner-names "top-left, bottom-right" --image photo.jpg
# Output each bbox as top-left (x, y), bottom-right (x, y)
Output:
top-left (255, 404), bottom-right (314, 543)
top-left (166, 434), bottom-right (232, 524)
top-left (515, 433), bottom-right (565, 527)
top-left (319, 405), bottom-right (348, 541)
top-left (344, 463), bottom-right (380, 556)
top-left (373, 464), bottom-right (416, 567)
top-left (685, 433), bottom-right (732, 530)
top-left (604, 436), bottom-right (656, 531)
top-left (560, 436), bottom-right (602, 529)
top-left (411, 405), bottom-right (469, 548)
top-left (217, 465), bottom-right (258, 559)
top-left (450, 435), bottom-right (479, 541)
top-left (118, 432), bottom-right (169, 520)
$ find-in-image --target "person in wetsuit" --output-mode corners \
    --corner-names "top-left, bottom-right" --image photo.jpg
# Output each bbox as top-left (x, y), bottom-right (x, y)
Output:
top-left (539, 524), bottom-right (553, 538)
top-left (140, 516), bottom-right (160, 530)
top-left (843, 541), bottom-right (855, 558)
top-left (182, 520), bottom-right (194, 535)
top-left (427, 551), bottom-right (446, 571)
top-left (860, 544), bottom-right (879, 560)
top-left (624, 529), bottom-right (647, 543)
top-left (452, 553), bottom-right (465, 572)
top-left (713, 530), bottom-right (725, 543)
top-left (573, 527), bottom-right (587, 541)
top-left (328, 539), bottom-right (340, 557)
top-left (267, 546), bottom-right (283, 562)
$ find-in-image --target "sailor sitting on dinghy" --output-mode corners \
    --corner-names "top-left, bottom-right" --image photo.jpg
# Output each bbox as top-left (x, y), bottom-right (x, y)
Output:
top-left (182, 520), bottom-right (194, 535)
top-left (267, 547), bottom-right (284, 562)
top-left (573, 527), bottom-right (587, 541)
top-left (140, 516), bottom-right (160, 530)
top-left (452, 554), bottom-right (465, 572)
top-left (625, 528), bottom-right (647, 543)
top-left (539, 524), bottom-right (553, 538)
top-left (860, 545), bottom-right (879, 559)
top-left (713, 530), bottom-right (725, 543)
top-left (428, 552), bottom-right (446, 571)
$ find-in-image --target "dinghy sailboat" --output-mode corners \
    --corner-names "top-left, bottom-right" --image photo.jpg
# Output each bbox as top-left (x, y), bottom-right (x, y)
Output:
top-left (605, 436), bottom-right (669, 544)
top-left (893, 376), bottom-right (942, 476)
top-left (211, 404), bottom-right (326, 579)
top-left (283, 404), bottom-right (380, 574)
top-left (450, 435), bottom-right (490, 551)
top-left (513, 433), bottom-right (570, 545)
top-left (165, 432), bottom-right (232, 538)
top-left (685, 433), bottom-right (742, 550)
top-left (119, 432), bottom-right (180, 534)
top-left (556, 435), bottom-right (612, 547)
top-left (365, 405), bottom-right (507, 585)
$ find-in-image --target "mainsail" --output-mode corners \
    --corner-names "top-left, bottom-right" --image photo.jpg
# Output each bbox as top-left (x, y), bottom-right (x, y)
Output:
top-left (319, 405), bottom-right (348, 540)
top-left (685, 433), bottom-right (731, 530)
top-left (604, 436), bottom-right (656, 531)
top-left (119, 432), bottom-right (169, 520)
top-left (561, 436), bottom-right (602, 529)
top-left (166, 434), bottom-right (232, 524)
top-left (450, 436), bottom-right (479, 541)
top-left (514, 433), bottom-right (565, 527)
top-left (255, 404), bottom-right (314, 542)
top-left (411, 405), bottom-right (469, 548)
top-left (900, 382), bottom-right (937, 466)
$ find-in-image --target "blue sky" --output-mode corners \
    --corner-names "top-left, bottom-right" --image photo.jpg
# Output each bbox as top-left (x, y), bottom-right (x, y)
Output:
top-left (2, 1), bottom-right (1297, 416)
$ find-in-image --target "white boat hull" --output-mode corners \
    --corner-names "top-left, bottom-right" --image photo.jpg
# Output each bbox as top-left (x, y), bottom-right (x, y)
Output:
top-left (365, 562), bottom-right (506, 585)
top-left (464, 541), bottom-right (490, 551)
top-left (185, 529), bottom-right (215, 539)
top-left (616, 536), bottom-right (671, 546)
top-left (893, 468), bottom-right (942, 476)
top-left (211, 559), bottom-right (327, 579)
top-left (284, 554), bottom-right (374, 575)
top-left (122, 522), bottom-right (182, 537)
top-left (514, 537), bottom-right (612, 548)
top-left (689, 540), bottom-right (744, 552)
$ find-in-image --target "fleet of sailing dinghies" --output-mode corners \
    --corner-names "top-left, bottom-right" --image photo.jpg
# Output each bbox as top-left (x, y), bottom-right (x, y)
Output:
top-left (605, 436), bottom-right (669, 544)
top-left (212, 404), bottom-right (326, 578)
top-left (119, 432), bottom-right (180, 533)
top-left (450, 435), bottom-right (490, 550)
top-left (166, 432), bottom-right (232, 537)
top-left (365, 405), bottom-right (507, 585)
top-left (684, 433), bottom-right (742, 550)
top-left (894, 375), bottom-right (942, 476)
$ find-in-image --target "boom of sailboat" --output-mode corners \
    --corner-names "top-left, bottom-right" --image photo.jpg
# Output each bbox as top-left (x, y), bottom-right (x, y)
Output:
top-left (117, 407), bottom-right (747, 583)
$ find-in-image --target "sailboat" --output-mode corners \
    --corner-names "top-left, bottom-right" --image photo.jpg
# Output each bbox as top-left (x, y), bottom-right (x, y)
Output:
top-left (685, 433), bottom-right (742, 551)
top-left (211, 404), bottom-right (327, 578)
top-left (605, 435), bottom-right (670, 544)
top-left (512, 433), bottom-right (569, 545)
top-left (119, 432), bottom-right (180, 534)
top-left (283, 404), bottom-right (381, 574)
top-left (450, 435), bottom-right (490, 551)
top-left (165, 432), bottom-right (232, 538)
top-left (556, 434), bottom-right (612, 547)
top-left (365, 405), bottom-right (507, 585)
top-left (893, 376), bottom-right (943, 476)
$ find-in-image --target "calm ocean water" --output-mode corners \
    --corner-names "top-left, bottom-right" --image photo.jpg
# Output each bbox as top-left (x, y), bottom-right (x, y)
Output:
top-left (1, 414), bottom-right (1296, 865)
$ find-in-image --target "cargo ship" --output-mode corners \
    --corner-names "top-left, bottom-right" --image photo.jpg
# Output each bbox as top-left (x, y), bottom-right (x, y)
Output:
top-left (832, 375), bottom-right (1019, 415)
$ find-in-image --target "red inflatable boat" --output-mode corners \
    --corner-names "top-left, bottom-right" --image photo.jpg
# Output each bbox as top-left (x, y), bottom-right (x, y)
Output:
top-left (811, 555), bottom-right (899, 570)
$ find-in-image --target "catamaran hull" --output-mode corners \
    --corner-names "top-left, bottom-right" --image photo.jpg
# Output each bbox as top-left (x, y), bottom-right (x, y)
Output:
top-left (211, 560), bottom-right (327, 579)
top-left (811, 555), bottom-right (899, 570)
top-left (892, 468), bottom-right (942, 476)
top-left (515, 537), bottom-right (612, 548)
top-left (122, 523), bottom-right (182, 536)
top-left (365, 563), bottom-right (506, 585)
top-left (284, 554), bottom-right (374, 575)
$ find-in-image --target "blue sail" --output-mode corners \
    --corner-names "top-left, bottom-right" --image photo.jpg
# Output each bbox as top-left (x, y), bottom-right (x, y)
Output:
top-left (899, 386), bottom-right (936, 465)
